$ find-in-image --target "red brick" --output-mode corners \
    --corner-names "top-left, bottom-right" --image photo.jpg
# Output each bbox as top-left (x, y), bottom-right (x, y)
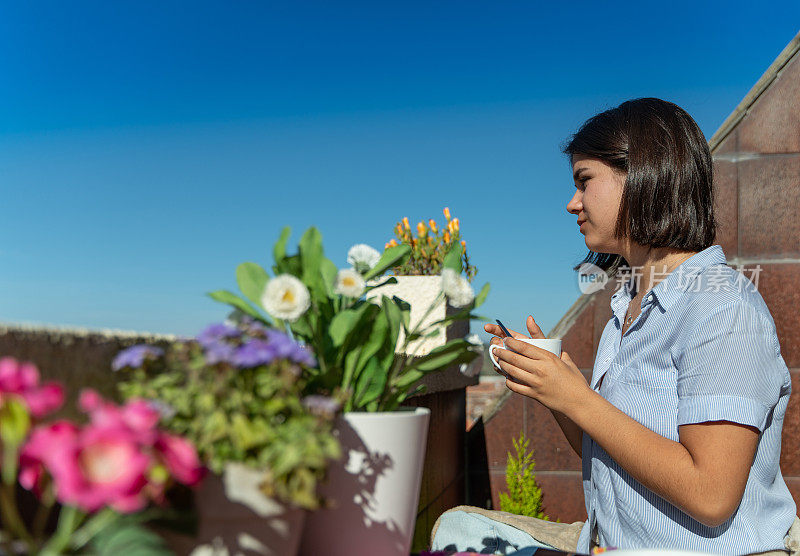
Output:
top-left (713, 129), bottom-right (738, 155)
top-left (782, 476), bottom-right (800, 512)
top-left (755, 263), bottom-right (800, 368)
top-left (739, 55), bottom-right (800, 154)
top-left (560, 298), bottom-right (596, 370)
top-left (524, 397), bottom-right (582, 472)
top-left (781, 369), bottom-right (800, 475)
top-left (485, 393), bottom-right (525, 468)
top-left (713, 159), bottom-right (738, 259)
top-left (592, 284), bottom-right (616, 352)
top-left (738, 155), bottom-right (800, 259)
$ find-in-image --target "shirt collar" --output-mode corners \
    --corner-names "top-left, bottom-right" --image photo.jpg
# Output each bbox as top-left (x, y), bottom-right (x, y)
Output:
top-left (610, 245), bottom-right (728, 313)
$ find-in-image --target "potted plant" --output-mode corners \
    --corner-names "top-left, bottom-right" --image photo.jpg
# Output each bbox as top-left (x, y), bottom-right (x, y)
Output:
top-left (114, 319), bottom-right (341, 556)
top-left (379, 208), bottom-right (482, 376)
top-left (0, 356), bottom-right (203, 555)
top-left (206, 224), bottom-right (489, 556)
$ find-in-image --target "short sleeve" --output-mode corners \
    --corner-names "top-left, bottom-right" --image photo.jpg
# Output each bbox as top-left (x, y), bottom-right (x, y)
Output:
top-left (675, 301), bottom-right (787, 432)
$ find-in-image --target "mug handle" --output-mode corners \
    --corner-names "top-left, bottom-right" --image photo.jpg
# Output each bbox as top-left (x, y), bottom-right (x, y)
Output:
top-left (489, 343), bottom-right (507, 376)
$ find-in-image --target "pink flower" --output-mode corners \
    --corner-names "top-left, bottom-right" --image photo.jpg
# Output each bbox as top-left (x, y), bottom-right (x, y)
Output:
top-left (79, 390), bottom-right (160, 445)
top-left (20, 389), bottom-right (205, 514)
top-left (154, 432), bottom-right (205, 486)
top-left (19, 421), bottom-right (79, 495)
top-left (49, 424), bottom-right (152, 513)
top-left (0, 357), bottom-right (63, 417)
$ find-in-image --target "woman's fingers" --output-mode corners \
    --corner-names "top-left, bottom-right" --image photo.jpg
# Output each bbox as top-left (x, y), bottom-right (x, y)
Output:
top-left (484, 322), bottom-right (528, 340)
top-left (526, 315), bottom-right (546, 339)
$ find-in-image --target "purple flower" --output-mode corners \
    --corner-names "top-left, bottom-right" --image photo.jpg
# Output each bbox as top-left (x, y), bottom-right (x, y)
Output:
top-left (264, 330), bottom-right (317, 367)
top-left (196, 323), bottom-right (241, 348)
top-left (232, 339), bottom-right (277, 368)
top-left (302, 395), bottom-right (341, 418)
top-left (112, 345), bottom-right (164, 371)
top-left (203, 340), bottom-right (237, 365)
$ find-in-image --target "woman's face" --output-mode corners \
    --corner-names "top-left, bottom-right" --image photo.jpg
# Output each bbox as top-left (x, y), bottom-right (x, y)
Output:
top-left (566, 154), bottom-right (626, 253)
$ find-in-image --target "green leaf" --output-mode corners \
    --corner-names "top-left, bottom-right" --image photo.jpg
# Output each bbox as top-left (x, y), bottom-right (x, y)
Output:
top-left (363, 244), bottom-right (411, 281)
top-left (353, 357), bottom-right (387, 408)
top-left (236, 262), bottom-right (270, 306)
top-left (391, 295), bottom-right (411, 331)
top-left (207, 290), bottom-right (263, 320)
top-left (330, 306), bottom-right (366, 347)
top-left (273, 226), bottom-right (291, 265)
top-left (320, 257), bottom-right (338, 297)
top-left (364, 276), bottom-right (398, 292)
top-left (355, 308), bottom-right (389, 372)
top-left (442, 242), bottom-right (463, 273)
top-left (406, 339), bottom-right (477, 373)
top-left (392, 368), bottom-right (425, 391)
top-left (380, 295), bottom-right (409, 355)
top-left (90, 520), bottom-right (172, 555)
top-left (0, 398), bottom-right (30, 447)
top-left (474, 282), bottom-right (490, 308)
top-left (299, 227), bottom-right (325, 294)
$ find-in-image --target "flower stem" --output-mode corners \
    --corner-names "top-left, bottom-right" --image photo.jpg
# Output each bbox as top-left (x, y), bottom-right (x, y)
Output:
top-left (40, 505), bottom-right (84, 556)
top-left (69, 508), bottom-right (118, 551)
top-left (0, 483), bottom-right (33, 546)
top-left (32, 486), bottom-right (55, 540)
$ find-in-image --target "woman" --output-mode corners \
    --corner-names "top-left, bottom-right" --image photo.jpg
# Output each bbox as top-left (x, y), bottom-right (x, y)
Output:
top-left (431, 98), bottom-right (799, 554)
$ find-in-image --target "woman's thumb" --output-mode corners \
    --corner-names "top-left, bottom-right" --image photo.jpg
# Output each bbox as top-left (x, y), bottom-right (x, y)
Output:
top-left (527, 315), bottom-right (545, 339)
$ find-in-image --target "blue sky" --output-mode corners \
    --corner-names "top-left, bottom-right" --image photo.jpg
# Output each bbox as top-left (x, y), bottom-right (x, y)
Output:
top-left (2, 1), bottom-right (799, 341)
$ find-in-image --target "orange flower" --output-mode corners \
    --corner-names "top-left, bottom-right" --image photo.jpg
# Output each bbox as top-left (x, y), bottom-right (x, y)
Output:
top-left (447, 220), bottom-right (455, 233)
top-left (428, 219), bottom-right (437, 233)
top-left (427, 236), bottom-right (433, 245)
top-left (461, 240), bottom-right (466, 249)
top-left (416, 221), bottom-right (427, 237)
top-left (453, 218), bottom-right (460, 231)
top-left (443, 207), bottom-right (451, 221)
top-left (395, 223), bottom-right (402, 236)
top-left (444, 231), bottom-right (451, 243)
top-left (402, 217), bottom-right (410, 230)
top-left (388, 239), bottom-right (398, 247)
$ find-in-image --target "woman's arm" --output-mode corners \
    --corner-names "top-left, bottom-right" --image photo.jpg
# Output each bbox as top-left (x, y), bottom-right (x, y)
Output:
top-left (549, 407), bottom-right (583, 458)
top-left (495, 339), bottom-right (760, 528)
top-left (567, 389), bottom-right (759, 528)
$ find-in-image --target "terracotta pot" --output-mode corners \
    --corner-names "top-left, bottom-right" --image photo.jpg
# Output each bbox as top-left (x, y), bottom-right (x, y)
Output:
top-left (299, 407), bottom-right (430, 556)
top-left (162, 463), bottom-right (305, 556)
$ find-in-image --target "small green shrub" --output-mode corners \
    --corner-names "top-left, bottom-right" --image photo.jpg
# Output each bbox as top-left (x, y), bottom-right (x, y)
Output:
top-left (499, 431), bottom-right (550, 520)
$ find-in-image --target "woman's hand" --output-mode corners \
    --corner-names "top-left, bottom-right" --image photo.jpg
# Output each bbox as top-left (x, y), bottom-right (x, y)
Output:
top-left (489, 332), bottom-right (591, 416)
top-left (484, 315), bottom-right (545, 375)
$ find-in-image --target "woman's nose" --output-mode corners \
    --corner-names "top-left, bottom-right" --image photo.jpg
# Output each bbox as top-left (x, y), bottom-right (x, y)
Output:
top-left (566, 190), bottom-right (582, 214)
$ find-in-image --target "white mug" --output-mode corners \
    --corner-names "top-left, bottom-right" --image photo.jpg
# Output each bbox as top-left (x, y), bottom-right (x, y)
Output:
top-left (489, 338), bottom-right (562, 376)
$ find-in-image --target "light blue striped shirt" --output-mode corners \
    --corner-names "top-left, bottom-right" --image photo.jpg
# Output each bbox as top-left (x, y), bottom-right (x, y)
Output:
top-left (577, 245), bottom-right (796, 554)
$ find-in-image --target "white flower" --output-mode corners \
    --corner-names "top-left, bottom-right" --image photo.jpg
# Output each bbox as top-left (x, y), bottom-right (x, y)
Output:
top-left (347, 244), bottom-right (381, 274)
top-left (334, 268), bottom-right (366, 298)
top-left (260, 274), bottom-right (311, 322)
top-left (441, 268), bottom-right (475, 308)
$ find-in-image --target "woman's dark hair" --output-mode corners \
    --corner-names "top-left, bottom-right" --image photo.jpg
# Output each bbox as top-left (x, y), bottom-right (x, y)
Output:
top-left (562, 97), bottom-right (716, 278)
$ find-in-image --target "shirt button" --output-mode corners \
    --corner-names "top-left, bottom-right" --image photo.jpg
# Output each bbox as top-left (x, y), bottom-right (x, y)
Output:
top-left (646, 295), bottom-right (652, 302)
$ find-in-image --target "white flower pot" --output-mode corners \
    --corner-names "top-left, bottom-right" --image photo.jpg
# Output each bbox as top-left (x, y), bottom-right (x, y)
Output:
top-left (162, 463), bottom-right (305, 556)
top-left (299, 407), bottom-right (431, 556)
top-left (365, 275), bottom-right (468, 356)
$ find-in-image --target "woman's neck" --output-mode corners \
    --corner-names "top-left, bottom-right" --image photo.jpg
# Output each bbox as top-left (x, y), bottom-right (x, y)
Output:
top-left (620, 244), bottom-right (698, 298)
